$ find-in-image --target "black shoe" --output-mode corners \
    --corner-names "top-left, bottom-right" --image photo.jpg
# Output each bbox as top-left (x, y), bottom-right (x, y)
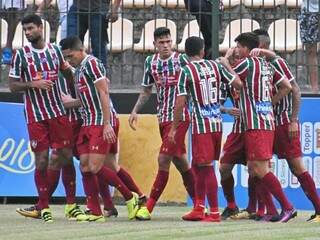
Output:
top-left (221, 206), bottom-right (239, 220)
top-left (104, 207), bottom-right (118, 218)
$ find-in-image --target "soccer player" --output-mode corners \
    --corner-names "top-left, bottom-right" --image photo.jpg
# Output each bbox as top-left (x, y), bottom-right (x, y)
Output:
top-left (60, 36), bottom-right (139, 222)
top-left (219, 48), bottom-right (268, 221)
top-left (129, 27), bottom-right (195, 220)
top-left (8, 14), bottom-right (86, 223)
top-left (252, 29), bottom-right (320, 223)
top-left (229, 32), bottom-right (296, 223)
top-left (169, 36), bottom-right (242, 221)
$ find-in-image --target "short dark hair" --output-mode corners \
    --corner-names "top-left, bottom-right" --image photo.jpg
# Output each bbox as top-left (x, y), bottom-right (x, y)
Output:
top-left (234, 32), bottom-right (259, 50)
top-left (252, 28), bottom-right (270, 47)
top-left (252, 29), bottom-right (269, 38)
top-left (60, 36), bottom-right (83, 51)
top-left (154, 27), bottom-right (171, 40)
top-left (185, 36), bottom-right (204, 57)
top-left (21, 14), bottom-right (42, 26)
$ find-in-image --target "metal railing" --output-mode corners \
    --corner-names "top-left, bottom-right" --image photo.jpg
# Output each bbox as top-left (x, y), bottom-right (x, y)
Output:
top-left (0, 0), bottom-right (319, 93)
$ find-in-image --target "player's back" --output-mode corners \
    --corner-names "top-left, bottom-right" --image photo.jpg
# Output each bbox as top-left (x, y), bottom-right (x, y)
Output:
top-left (234, 56), bottom-right (275, 130)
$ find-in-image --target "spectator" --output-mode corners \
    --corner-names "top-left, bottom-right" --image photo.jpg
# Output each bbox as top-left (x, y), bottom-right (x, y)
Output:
top-left (0, 0), bottom-right (26, 64)
top-left (184, 0), bottom-right (223, 59)
top-left (298, 0), bottom-right (320, 93)
top-left (66, 0), bottom-right (121, 69)
top-left (37, 0), bottom-right (73, 39)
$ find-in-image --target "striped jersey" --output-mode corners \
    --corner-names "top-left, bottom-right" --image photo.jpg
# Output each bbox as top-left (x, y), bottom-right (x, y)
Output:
top-left (233, 57), bottom-right (285, 131)
top-left (270, 56), bottom-right (294, 126)
top-left (220, 83), bottom-right (244, 133)
top-left (75, 55), bottom-right (108, 126)
top-left (110, 98), bottom-right (118, 127)
top-left (9, 43), bottom-right (69, 123)
top-left (142, 51), bottom-right (190, 123)
top-left (57, 74), bottom-right (82, 122)
top-left (178, 59), bottom-right (236, 134)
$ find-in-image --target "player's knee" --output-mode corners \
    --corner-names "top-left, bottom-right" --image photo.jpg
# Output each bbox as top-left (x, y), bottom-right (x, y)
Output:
top-left (158, 155), bottom-right (171, 170)
top-left (88, 161), bottom-right (103, 174)
top-left (35, 158), bottom-right (48, 170)
top-left (219, 164), bottom-right (233, 178)
top-left (288, 159), bottom-right (306, 176)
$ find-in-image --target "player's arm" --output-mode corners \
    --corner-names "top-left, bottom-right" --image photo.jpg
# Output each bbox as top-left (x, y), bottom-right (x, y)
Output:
top-left (95, 78), bottom-right (116, 143)
top-left (250, 48), bottom-right (276, 61)
top-left (128, 86), bottom-right (152, 130)
top-left (218, 57), bottom-right (243, 90)
top-left (9, 50), bottom-right (54, 92)
top-left (61, 93), bottom-right (81, 109)
top-left (271, 69), bottom-right (292, 106)
top-left (289, 80), bottom-right (301, 138)
top-left (168, 68), bottom-right (188, 143)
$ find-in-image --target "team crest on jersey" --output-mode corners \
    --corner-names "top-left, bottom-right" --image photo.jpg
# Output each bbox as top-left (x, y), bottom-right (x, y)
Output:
top-left (30, 140), bottom-right (37, 149)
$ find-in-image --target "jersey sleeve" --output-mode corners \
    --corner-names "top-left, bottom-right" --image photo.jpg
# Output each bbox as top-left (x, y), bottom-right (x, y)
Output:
top-left (177, 67), bottom-right (188, 96)
top-left (179, 53), bottom-right (189, 67)
top-left (141, 56), bottom-right (155, 87)
top-left (271, 57), bottom-right (294, 82)
top-left (233, 58), bottom-right (249, 80)
top-left (87, 58), bottom-right (106, 83)
top-left (218, 62), bottom-right (236, 85)
top-left (9, 50), bottom-right (22, 79)
top-left (271, 66), bottom-right (286, 86)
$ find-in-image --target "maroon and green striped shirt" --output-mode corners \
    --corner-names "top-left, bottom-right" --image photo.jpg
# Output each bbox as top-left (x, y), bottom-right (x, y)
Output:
top-left (142, 51), bottom-right (189, 123)
top-left (270, 56), bottom-right (294, 126)
top-left (178, 60), bottom-right (236, 134)
top-left (58, 74), bottom-right (82, 122)
top-left (220, 83), bottom-right (244, 133)
top-left (233, 57), bottom-right (285, 131)
top-left (75, 55), bottom-right (108, 126)
top-left (9, 43), bottom-right (69, 123)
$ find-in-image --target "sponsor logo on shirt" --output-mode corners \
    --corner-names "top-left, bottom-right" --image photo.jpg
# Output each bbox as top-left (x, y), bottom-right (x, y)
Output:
top-left (256, 101), bottom-right (272, 115)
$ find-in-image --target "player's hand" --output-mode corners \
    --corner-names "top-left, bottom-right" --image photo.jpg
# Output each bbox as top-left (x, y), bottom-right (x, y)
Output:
top-left (103, 123), bottom-right (116, 143)
top-left (31, 80), bottom-right (54, 90)
top-left (225, 47), bottom-right (235, 59)
top-left (218, 56), bottom-right (229, 67)
top-left (128, 112), bottom-right (138, 130)
top-left (168, 127), bottom-right (176, 144)
top-left (61, 93), bottom-right (74, 104)
top-left (227, 107), bottom-right (240, 117)
top-left (250, 48), bottom-right (261, 57)
top-left (288, 121), bottom-right (299, 139)
top-left (108, 7), bottom-right (119, 23)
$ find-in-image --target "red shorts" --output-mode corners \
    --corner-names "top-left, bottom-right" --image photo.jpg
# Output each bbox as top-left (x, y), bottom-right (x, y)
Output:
top-left (274, 123), bottom-right (302, 159)
top-left (76, 125), bottom-right (112, 155)
top-left (192, 132), bottom-right (222, 165)
top-left (245, 130), bottom-right (274, 161)
top-left (220, 132), bottom-right (246, 165)
top-left (28, 115), bottom-right (73, 152)
top-left (159, 121), bottom-right (189, 157)
top-left (109, 118), bottom-right (119, 154)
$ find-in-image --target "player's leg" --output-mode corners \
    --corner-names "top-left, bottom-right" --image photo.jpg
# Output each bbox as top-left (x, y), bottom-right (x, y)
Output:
top-left (49, 116), bottom-right (87, 221)
top-left (288, 157), bottom-right (320, 222)
top-left (276, 123), bottom-right (320, 222)
top-left (172, 155), bottom-right (195, 204)
top-left (170, 121), bottom-right (195, 202)
top-left (16, 121), bottom-right (52, 222)
top-left (246, 130), bottom-right (296, 222)
top-left (219, 132), bottom-right (245, 219)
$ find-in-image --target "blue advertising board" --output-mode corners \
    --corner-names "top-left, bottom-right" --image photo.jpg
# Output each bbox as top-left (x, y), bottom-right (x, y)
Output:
top-left (0, 102), bottom-right (85, 197)
top-left (0, 99), bottom-right (319, 210)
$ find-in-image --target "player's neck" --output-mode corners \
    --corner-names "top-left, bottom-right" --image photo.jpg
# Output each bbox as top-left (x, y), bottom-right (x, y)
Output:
top-left (159, 51), bottom-right (173, 60)
top-left (31, 39), bottom-right (46, 50)
top-left (189, 56), bottom-right (202, 62)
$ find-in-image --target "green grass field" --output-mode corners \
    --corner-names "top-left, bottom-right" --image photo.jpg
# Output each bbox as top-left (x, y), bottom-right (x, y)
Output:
top-left (0, 205), bottom-right (319, 240)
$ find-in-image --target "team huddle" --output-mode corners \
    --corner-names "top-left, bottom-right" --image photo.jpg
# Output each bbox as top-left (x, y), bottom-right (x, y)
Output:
top-left (8, 14), bottom-right (320, 224)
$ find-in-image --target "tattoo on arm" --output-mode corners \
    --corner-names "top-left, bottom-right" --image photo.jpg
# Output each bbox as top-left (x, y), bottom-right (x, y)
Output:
top-left (132, 87), bottom-right (152, 113)
top-left (291, 80), bottom-right (301, 121)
